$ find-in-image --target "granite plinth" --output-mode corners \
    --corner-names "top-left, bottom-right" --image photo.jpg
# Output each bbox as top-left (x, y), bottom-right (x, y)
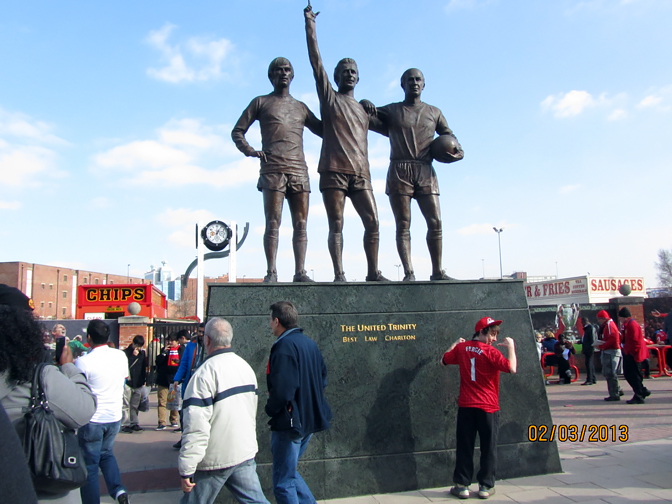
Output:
top-left (206, 280), bottom-right (561, 503)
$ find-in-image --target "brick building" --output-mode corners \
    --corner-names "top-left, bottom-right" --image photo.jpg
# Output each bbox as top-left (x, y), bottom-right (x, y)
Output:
top-left (0, 261), bottom-right (149, 319)
top-left (170, 274), bottom-right (263, 318)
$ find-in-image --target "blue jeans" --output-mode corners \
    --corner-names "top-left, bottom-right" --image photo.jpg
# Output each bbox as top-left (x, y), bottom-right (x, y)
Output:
top-left (180, 458), bottom-right (269, 504)
top-left (77, 420), bottom-right (126, 504)
top-left (271, 431), bottom-right (316, 504)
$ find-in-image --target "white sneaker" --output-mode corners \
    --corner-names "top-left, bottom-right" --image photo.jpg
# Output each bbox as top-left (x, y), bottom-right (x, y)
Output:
top-left (478, 485), bottom-right (495, 499)
top-left (450, 485), bottom-right (470, 499)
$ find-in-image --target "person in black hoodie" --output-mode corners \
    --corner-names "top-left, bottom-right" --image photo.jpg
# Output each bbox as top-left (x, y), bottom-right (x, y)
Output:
top-left (121, 335), bottom-right (147, 433)
top-left (580, 316), bottom-right (597, 385)
top-left (155, 333), bottom-right (182, 430)
top-left (265, 300), bottom-right (332, 504)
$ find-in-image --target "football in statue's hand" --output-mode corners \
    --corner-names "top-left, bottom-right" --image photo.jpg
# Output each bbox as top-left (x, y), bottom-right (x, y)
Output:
top-left (430, 135), bottom-right (464, 164)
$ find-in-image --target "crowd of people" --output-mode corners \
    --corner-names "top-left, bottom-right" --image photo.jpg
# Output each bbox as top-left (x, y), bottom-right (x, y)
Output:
top-left (0, 284), bottom-right (337, 504)
top-left (536, 308), bottom-right (663, 405)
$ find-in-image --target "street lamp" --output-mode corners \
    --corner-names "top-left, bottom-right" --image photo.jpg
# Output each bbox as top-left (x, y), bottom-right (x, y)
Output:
top-left (492, 227), bottom-right (503, 279)
top-left (127, 264), bottom-right (130, 283)
top-left (395, 264), bottom-right (402, 281)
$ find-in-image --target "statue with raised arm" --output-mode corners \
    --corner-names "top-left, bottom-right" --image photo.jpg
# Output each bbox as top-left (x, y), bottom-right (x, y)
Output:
top-left (367, 68), bottom-right (463, 281)
top-left (304, 2), bottom-right (388, 282)
top-left (232, 57), bottom-right (322, 283)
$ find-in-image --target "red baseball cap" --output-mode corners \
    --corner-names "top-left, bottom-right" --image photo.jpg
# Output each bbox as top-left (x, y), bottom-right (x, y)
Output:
top-left (596, 310), bottom-right (610, 319)
top-left (475, 316), bottom-right (503, 333)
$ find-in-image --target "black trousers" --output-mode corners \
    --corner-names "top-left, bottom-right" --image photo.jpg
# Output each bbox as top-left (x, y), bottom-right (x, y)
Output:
top-left (583, 351), bottom-right (596, 383)
top-left (623, 354), bottom-right (648, 400)
top-left (453, 407), bottom-right (499, 488)
top-left (557, 357), bottom-right (572, 383)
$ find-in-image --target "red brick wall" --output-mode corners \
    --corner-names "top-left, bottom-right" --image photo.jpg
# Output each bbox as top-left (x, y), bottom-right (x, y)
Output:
top-left (118, 323), bottom-right (150, 351)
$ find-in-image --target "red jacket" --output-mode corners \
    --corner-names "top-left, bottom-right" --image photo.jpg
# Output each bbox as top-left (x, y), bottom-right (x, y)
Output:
top-left (622, 318), bottom-right (648, 362)
top-left (600, 319), bottom-right (621, 351)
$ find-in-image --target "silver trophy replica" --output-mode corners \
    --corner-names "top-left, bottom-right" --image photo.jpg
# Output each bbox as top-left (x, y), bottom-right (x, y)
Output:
top-left (556, 303), bottom-right (580, 342)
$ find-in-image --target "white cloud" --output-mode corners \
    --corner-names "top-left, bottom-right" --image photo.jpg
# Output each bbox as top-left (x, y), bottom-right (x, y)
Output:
top-left (372, 179), bottom-right (386, 195)
top-left (156, 207), bottom-right (216, 248)
top-left (145, 23), bottom-right (235, 84)
top-left (0, 107), bottom-right (67, 145)
top-left (607, 108), bottom-right (627, 121)
top-left (0, 107), bottom-right (68, 189)
top-left (638, 86), bottom-right (672, 111)
top-left (157, 207), bottom-right (216, 227)
top-left (541, 90), bottom-right (596, 117)
top-left (541, 90), bottom-right (627, 119)
top-left (639, 95), bottom-right (662, 108)
top-left (91, 118), bottom-right (256, 187)
top-left (0, 200), bottom-right (21, 210)
top-left (0, 145), bottom-right (64, 187)
top-left (94, 140), bottom-right (191, 170)
top-left (130, 158), bottom-right (258, 187)
top-left (559, 184), bottom-right (582, 194)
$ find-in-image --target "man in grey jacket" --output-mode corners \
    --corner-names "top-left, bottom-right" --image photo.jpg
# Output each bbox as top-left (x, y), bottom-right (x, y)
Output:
top-left (178, 318), bottom-right (269, 504)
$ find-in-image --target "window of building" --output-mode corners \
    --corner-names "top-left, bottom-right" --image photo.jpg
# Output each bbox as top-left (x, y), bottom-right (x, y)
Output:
top-left (40, 302), bottom-right (44, 308)
top-left (94, 278), bottom-right (99, 284)
top-left (62, 291), bottom-right (67, 299)
top-left (63, 274), bottom-right (68, 282)
top-left (110, 280), bottom-right (114, 284)
top-left (41, 283), bottom-right (45, 289)
top-left (62, 307), bottom-right (66, 316)
top-left (49, 284), bottom-right (53, 290)
top-left (48, 302), bottom-right (52, 308)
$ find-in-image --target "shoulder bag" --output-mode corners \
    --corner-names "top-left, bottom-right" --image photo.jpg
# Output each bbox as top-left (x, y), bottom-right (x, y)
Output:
top-left (23, 363), bottom-right (88, 494)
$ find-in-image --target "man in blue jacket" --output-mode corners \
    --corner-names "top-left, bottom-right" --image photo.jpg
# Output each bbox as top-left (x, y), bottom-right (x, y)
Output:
top-left (266, 301), bottom-right (332, 504)
top-left (172, 323), bottom-right (205, 449)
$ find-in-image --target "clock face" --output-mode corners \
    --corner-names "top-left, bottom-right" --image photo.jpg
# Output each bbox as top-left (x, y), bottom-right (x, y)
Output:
top-left (201, 220), bottom-right (231, 251)
top-left (207, 223), bottom-right (227, 244)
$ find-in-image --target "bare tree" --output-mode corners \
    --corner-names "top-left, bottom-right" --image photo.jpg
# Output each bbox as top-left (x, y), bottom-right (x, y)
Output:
top-left (655, 249), bottom-right (672, 288)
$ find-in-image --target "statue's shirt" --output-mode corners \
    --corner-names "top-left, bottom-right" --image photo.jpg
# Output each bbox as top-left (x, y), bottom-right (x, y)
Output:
top-left (310, 62), bottom-right (370, 179)
top-left (373, 102), bottom-right (453, 163)
top-left (232, 94), bottom-right (321, 176)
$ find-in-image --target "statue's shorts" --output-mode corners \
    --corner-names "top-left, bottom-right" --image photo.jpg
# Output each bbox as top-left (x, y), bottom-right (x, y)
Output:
top-left (386, 161), bottom-right (440, 197)
top-left (257, 172), bottom-right (310, 194)
top-left (319, 171), bottom-right (373, 194)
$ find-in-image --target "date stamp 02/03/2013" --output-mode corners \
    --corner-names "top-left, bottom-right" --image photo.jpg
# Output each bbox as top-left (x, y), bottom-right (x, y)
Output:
top-left (528, 424), bottom-right (629, 443)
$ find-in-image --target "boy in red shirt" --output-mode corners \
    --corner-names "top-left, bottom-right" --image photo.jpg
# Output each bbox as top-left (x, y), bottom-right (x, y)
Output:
top-left (441, 316), bottom-right (517, 500)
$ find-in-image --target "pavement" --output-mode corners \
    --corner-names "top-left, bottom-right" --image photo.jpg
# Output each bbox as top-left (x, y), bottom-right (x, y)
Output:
top-left (99, 374), bottom-right (672, 503)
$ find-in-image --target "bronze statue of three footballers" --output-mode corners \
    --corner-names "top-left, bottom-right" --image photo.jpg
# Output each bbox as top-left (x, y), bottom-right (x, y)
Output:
top-left (232, 3), bottom-right (463, 283)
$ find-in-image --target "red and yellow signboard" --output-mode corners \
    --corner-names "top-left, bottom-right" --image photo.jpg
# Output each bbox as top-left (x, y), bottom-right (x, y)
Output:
top-left (76, 284), bottom-right (167, 319)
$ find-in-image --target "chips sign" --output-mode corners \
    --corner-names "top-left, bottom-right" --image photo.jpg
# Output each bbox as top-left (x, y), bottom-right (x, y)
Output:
top-left (83, 286), bottom-right (146, 303)
top-left (76, 283), bottom-right (167, 319)
top-left (524, 276), bottom-right (645, 306)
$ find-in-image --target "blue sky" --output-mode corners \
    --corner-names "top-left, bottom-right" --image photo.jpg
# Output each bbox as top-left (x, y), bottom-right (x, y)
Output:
top-left (1, 0), bottom-right (671, 286)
